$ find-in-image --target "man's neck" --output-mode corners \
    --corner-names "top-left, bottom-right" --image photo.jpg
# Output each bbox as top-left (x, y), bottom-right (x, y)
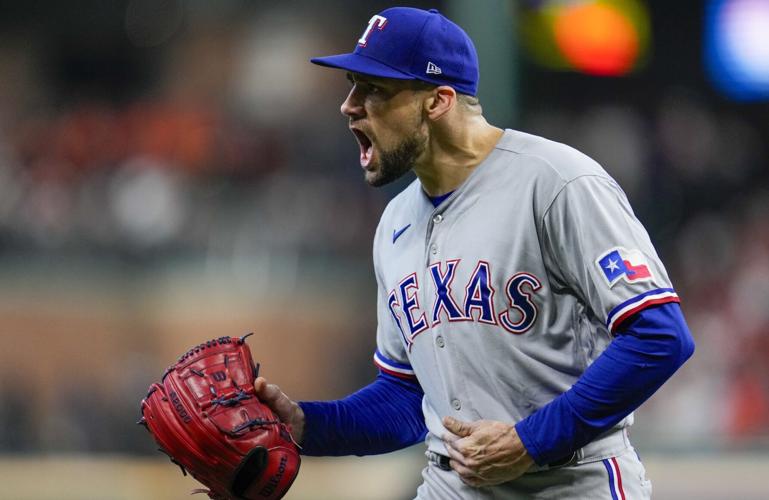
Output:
top-left (414, 120), bottom-right (504, 197)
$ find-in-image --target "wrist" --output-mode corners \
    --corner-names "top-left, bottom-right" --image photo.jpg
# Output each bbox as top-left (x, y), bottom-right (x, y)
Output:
top-left (290, 401), bottom-right (306, 444)
top-left (510, 423), bottom-right (535, 469)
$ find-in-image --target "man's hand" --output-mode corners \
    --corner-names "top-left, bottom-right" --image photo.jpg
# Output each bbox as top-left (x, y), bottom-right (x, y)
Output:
top-left (254, 377), bottom-right (306, 444)
top-left (442, 416), bottom-right (534, 487)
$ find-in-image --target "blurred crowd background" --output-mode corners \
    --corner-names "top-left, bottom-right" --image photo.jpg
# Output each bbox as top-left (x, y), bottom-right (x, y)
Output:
top-left (0, 0), bottom-right (768, 497)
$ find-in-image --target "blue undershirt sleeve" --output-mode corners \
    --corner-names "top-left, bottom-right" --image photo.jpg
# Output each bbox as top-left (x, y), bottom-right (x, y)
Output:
top-left (515, 302), bottom-right (695, 465)
top-left (297, 371), bottom-right (427, 456)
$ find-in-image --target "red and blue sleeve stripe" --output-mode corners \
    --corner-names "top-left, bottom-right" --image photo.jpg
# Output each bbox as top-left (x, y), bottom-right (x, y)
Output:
top-left (606, 287), bottom-right (680, 333)
top-left (373, 349), bottom-right (416, 379)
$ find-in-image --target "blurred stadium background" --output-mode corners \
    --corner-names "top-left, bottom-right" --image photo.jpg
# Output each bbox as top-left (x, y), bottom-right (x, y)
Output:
top-left (0, 0), bottom-right (767, 498)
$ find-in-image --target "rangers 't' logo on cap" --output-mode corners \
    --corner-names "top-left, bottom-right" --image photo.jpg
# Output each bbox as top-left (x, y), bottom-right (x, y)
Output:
top-left (358, 14), bottom-right (387, 47)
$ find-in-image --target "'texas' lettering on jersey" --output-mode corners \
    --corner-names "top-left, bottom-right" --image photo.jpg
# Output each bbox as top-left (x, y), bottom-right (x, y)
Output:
top-left (388, 259), bottom-right (542, 349)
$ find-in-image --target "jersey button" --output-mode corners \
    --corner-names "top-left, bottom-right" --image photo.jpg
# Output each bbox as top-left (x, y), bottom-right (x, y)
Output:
top-left (451, 399), bottom-right (462, 411)
top-left (435, 335), bottom-right (445, 348)
top-left (430, 244), bottom-right (438, 255)
top-left (432, 214), bottom-right (443, 224)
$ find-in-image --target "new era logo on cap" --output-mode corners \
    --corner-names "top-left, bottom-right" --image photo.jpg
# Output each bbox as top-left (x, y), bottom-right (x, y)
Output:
top-left (310, 7), bottom-right (479, 96)
top-left (426, 62), bottom-right (442, 75)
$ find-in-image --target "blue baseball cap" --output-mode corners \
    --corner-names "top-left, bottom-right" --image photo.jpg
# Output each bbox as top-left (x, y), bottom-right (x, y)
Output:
top-left (311, 7), bottom-right (479, 96)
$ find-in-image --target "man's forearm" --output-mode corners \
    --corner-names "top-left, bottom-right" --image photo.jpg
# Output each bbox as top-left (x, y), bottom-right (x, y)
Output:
top-left (516, 302), bottom-right (695, 465)
top-left (299, 371), bottom-right (427, 456)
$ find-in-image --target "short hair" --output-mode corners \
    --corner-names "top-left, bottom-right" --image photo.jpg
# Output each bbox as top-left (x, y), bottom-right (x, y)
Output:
top-left (410, 81), bottom-right (482, 113)
top-left (457, 93), bottom-right (482, 114)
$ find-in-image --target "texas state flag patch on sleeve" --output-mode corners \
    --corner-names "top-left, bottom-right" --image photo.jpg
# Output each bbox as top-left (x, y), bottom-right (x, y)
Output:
top-left (596, 247), bottom-right (653, 287)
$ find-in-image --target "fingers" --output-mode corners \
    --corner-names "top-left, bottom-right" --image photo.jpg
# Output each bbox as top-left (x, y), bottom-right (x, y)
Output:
top-left (254, 377), bottom-right (293, 419)
top-left (444, 438), bottom-right (478, 476)
top-left (440, 418), bottom-right (533, 487)
top-left (446, 442), bottom-right (494, 487)
top-left (443, 431), bottom-right (482, 485)
top-left (254, 377), bottom-right (278, 406)
top-left (253, 377), bottom-right (306, 443)
top-left (254, 377), bottom-right (280, 402)
top-left (443, 438), bottom-right (467, 466)
top-left (441, 417), bottom-right (476, 464)
top-left (448, 459), bottom-right (484, 487)
top-left (441, 417), bottom-right (474, 470)
top-left (443, 416), bottom-right (473, 437)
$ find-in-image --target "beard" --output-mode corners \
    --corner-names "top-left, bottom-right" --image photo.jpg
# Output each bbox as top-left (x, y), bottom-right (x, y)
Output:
top-left (366, 132), bottom-right (426, 187)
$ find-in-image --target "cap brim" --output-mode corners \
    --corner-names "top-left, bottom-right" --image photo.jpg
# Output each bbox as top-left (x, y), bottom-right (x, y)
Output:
top-left (310, 53), bottom-right (415, 80)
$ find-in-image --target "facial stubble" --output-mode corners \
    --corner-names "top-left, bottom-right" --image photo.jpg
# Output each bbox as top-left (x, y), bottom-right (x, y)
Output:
top-left (366, 129), bottom-right (427, 187)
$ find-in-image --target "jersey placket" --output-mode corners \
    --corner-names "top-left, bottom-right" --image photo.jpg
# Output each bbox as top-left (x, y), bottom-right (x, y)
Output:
top-left (422, 203), bottom-right (471, 417)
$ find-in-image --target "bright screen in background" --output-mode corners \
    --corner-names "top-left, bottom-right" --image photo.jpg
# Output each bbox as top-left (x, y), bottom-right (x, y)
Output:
top-left (520, 0), bottom-right (650, 76)
top-left (705, 0), bottom-right (769, 101)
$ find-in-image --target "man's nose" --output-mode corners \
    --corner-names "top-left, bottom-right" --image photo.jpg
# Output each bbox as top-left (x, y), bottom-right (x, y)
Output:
top-left (340, 87), bottom-right (364, 119)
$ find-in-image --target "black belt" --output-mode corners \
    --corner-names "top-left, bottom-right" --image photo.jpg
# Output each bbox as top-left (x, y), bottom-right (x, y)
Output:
top-left (426, 451), bottom-right (452, 471)
top-left (546, 451), bottom-right (578, 468)
top-left (427, 450), bottom-right (577, 472)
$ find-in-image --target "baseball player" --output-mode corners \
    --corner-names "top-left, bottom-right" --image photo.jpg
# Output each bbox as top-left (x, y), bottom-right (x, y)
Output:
top-left (255, 7), bottom-right (695, 499)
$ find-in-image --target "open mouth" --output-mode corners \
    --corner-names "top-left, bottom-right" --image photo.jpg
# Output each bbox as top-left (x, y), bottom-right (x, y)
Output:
top-left (351, 128), bottom-right (374, 168)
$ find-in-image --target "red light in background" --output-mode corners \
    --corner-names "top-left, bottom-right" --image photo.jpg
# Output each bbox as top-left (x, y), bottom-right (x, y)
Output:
top-left (553, 2), bottom-right (640, 76)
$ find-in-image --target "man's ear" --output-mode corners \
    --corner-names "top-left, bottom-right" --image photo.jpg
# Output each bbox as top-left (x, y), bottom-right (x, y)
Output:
top-left (424, 86), bottom-right (456, 120)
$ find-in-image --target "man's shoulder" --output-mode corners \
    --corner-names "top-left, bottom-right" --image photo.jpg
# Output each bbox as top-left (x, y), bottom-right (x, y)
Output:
top-left (494, 129), bottom-right (611, 184)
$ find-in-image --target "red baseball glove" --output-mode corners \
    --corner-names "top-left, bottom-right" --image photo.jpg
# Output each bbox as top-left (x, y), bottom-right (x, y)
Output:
top-left (139, 334), bottom-right (300, 500)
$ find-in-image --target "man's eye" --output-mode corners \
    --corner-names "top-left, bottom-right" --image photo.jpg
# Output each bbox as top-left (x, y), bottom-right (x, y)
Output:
top-left (357, 82), bottom-right (379, 92)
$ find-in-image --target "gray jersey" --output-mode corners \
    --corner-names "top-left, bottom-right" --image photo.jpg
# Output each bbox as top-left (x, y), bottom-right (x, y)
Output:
top-left (372, 129), bottom-right (678, 458)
